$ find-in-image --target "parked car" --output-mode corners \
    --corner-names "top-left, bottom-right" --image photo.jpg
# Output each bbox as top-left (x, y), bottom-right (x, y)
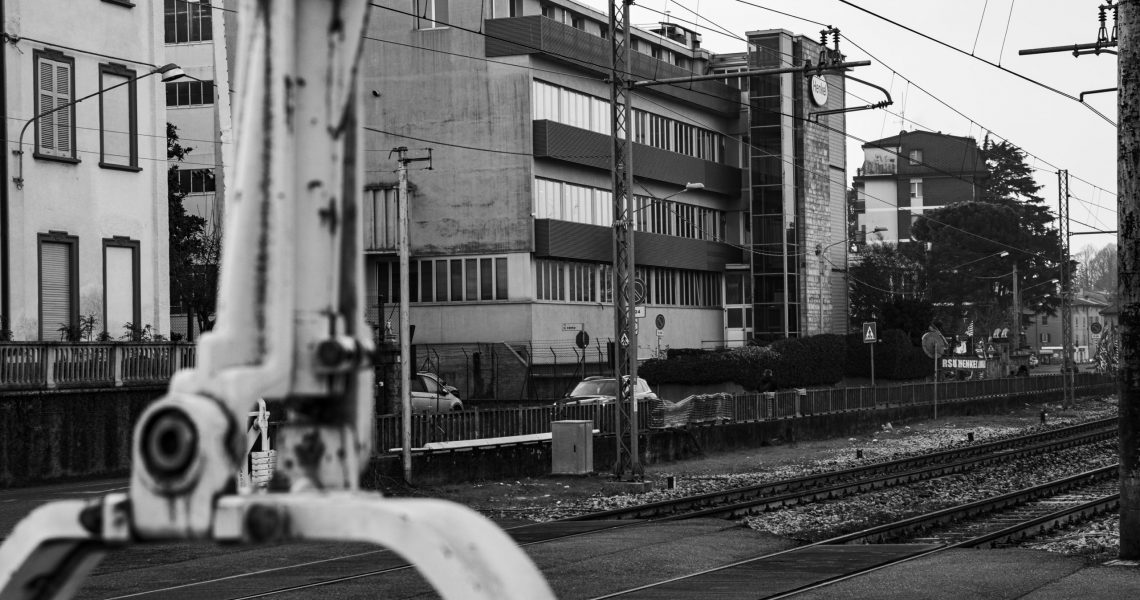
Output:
top-left (411, 372), bottom-right (463, 412)
top-left (557, 376), bottom-right (657, 407)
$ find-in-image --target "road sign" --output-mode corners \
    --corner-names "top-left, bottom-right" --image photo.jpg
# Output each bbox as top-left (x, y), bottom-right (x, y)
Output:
top-left (633, 278), bottom-right (646, 305)
top-left (1091, 321), bottom-right (1102, 335)
top-left (634, 305), bottom-right (646, 319)
top-left (655, 314), bottom-right (665, 330)
top-left (575, 330), bottom-right (590, 349)
top-left (619, 333), bottom-right (630, 347)
top-left (922, 331), bottom-right (948, 358)
top-left (862, 322), bottom-right (878, 344)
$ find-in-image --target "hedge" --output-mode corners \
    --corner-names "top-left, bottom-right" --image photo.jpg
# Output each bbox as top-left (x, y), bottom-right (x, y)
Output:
top-left (845, 328), bottom-right (934, 380)
top-left (640, 334), bottom-right (846, 390)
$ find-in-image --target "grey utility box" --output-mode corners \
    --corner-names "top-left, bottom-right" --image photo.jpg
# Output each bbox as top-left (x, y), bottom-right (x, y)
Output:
top-left (551, 420), bottom-right (593, 475)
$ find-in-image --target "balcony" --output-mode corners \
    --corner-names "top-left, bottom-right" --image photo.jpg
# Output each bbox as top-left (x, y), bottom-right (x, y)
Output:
top-left (486, 16), bottom-right (740, 116)
top-left (532, 120), bottom-right (741, 196)
top-left (857, 158), bottom-right (898, 177)
top-left (534, 219), bottom-right (742, 270)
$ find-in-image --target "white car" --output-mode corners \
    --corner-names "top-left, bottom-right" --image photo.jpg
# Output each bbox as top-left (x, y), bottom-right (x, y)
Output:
top-left (410, 372), bottom-right (463, 412)
top-left (557, 376), bottom-right (657, 406)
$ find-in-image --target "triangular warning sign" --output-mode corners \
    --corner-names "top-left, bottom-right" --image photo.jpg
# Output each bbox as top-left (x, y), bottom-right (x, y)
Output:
top-left (863, 322), bottom-right (876, 343)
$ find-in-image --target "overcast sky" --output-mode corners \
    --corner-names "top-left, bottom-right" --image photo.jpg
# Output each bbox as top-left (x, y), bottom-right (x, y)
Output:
top-left (581, 0), bottom-right (1119, 256)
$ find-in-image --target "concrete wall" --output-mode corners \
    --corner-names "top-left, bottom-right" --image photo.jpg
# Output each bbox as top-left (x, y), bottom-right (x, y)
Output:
top-left (0, 386), bottom-right (163, 487)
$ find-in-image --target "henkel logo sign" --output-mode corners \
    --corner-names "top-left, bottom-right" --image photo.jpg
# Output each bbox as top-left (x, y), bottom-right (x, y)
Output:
top-left (810, 75), bottom-right (828, 106)
top-left (941, 358), bottom-right (988, 370)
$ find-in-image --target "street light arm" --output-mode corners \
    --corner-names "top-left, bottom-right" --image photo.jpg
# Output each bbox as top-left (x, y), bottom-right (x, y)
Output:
top-left (12, 63), bottom-right (184, 189)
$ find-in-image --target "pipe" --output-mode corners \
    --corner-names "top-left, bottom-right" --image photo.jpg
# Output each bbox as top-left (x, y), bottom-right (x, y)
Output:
top-left (1, 0), bottom-right (10, 337)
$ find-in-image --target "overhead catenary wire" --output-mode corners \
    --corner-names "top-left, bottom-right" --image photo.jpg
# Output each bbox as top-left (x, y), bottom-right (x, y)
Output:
top-left (834, 0), bottom-right (1116, 126)
top-left (648, 0), bottom-right (1118, 214)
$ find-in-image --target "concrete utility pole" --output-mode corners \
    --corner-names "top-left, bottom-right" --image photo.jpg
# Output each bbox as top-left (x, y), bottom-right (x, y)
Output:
top-left (1119, 0), bottom-right (1140, 562)
top-left (392, 147), bottom-right (432, 484)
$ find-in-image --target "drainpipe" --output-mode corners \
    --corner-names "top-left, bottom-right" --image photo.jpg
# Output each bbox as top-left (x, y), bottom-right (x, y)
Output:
top-left (1, 0), bottom-right (10, 337)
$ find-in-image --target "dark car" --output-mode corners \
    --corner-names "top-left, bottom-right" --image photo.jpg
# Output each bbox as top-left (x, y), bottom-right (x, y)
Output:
top-left (558, 376), bottom-right (657, 406)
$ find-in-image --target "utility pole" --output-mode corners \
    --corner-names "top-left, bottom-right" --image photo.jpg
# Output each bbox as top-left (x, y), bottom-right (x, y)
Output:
top-left (1118, 0), bottom-right (1140, 562)
top-left (1059, 169), bottom-right (1075, 410)
top-left (1012, 262), bottom-right (1020, 351)
top-left (609, 0), bottom-right (640, 481)
top-left (391, 146), bottom-right (432, 484)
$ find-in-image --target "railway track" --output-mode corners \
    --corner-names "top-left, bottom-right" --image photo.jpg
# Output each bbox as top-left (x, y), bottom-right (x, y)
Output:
top-left (86, 418), bottom-right (1118, 599)
top-left (595, 465), bottom-right (1122, 599)
top-left (567, 418), bottom-right (1115, 521)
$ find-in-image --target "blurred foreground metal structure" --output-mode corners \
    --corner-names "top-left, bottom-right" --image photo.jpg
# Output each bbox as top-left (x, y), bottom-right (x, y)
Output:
top-left (0, 2), bottom-right (553, 598)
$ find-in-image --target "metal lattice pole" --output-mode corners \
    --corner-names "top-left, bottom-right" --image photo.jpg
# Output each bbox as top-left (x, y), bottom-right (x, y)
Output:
top-left (609, 0), bottom-right (641, 480)
top-left (1059, 169), bottom-right (1074, 409)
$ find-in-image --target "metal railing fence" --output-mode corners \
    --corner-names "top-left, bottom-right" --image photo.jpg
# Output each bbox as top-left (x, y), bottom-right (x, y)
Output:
top-left (374, 372), bottom-right (1114, 453)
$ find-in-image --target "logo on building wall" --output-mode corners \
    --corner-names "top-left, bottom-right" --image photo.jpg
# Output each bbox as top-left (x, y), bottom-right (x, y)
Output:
top-left (810, 75), bottom-right (829, 106)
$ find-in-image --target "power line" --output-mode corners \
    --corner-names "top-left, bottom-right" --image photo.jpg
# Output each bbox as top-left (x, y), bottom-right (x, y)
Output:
top-left (835, 0), bottom-right (1116, 126)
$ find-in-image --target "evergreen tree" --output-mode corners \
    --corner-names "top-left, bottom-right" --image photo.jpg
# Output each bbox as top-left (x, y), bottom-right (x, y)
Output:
top-left (911, 139), bottom-right (1065, 327)
top-left (167, 124), bottom-right (218, 340)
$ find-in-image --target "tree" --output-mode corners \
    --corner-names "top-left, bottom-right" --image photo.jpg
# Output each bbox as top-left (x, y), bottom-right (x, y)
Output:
top-left (167, 124), bottom-right (219, 340)
top-left (848, 243), bottom-right (931, 341)
top-left (911, 139), bottom-right (1065, 332)
top-left (1076, 243), bottom-right (1117, 292)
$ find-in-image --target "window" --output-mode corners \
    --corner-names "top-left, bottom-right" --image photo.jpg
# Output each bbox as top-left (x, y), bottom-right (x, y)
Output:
top-left (908, 149), bottom-right (923, 165)
top-left (910, 179), bottom-right (923, 199)
top-left (374, 256), bottom-right (508, 304)
top-left (164, 0), bottom-right (212, 44)
top-left (38, 232), bottom-right (79, 340)
top-left (34, 50), bottom-right (75, 160)
top-left (166, 80), bottom-right (215, 107)
top-left (175, 168), bottom-right (216, 194)
top-left (1040, 333), bottom-right (1050, 343)
top-left (1042, 315), bottom-right (1049, 325)
top-left (415, 0), bottom-right (448, 29)
top-left (103, 237), bottom-right (140, 336)
top-left (99, 64), bottom-right (138, 170)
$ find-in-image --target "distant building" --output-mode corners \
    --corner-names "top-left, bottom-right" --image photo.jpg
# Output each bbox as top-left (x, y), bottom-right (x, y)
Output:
top-left (362, 0), bottom-right (851, 371)
top-left (1025, 291), bottom-right (1109, 363)
top-left (852, 130), bottom-right (987, 245)
top-left (163, 0), bottom-right (236, 340)
top-left (1, 0), bottom-right (173, 340)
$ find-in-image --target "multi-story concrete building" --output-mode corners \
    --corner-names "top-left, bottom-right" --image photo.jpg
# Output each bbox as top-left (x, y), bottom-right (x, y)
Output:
top-left (163, 0), bottom-right (235, 340)
top-left (362, 0), bottom-right (850, 379)
top-left (1, 0), bottom-right (175, 340)
top-left (852, 130), bottom-right (986, 245)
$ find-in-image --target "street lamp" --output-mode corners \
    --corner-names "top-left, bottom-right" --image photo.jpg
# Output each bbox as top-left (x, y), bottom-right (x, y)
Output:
top-left (815, 226), bottom-right (886, 334)
top-left (12, 63), bottom-right (187, 188)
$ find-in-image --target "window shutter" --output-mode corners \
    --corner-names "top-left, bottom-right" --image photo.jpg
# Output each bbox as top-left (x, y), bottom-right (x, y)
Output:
top-left (36, 57), bottom-right (72, 157)
top-left (38, 61), bottom-right (55, 152)
top-left (41, 242), bottom-right (72, 339)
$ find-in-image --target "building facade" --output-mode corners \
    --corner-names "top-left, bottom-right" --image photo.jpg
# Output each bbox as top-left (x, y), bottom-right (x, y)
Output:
top-left (2, 0), bottom-right (172, 340)
top-left (362, 1), bottom-right (851, 368)
top-left (1025, 292), bottom-right (1110, 364)
top-left (852, 130), bottom-right (986, 245)
top-left (163, 0), bottom-right (235, 340)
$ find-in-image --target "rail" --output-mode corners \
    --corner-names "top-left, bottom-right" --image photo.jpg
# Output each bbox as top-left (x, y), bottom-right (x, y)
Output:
top-left (374, 372), bottom-right (1114, 452)
top-left (0, 342), bottom-right (197, 389)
